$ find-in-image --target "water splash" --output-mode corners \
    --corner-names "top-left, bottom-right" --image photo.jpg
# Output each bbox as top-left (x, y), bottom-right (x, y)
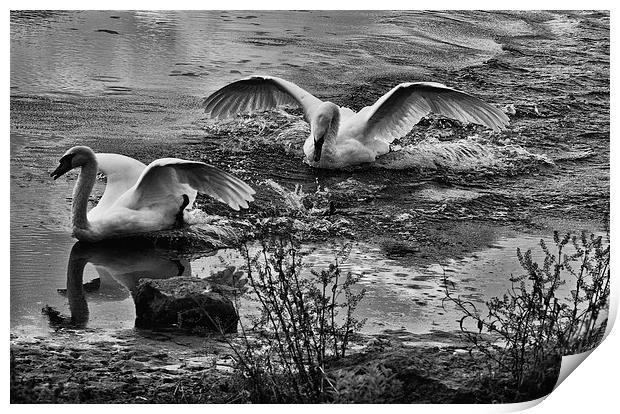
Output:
top-left (376, 138), bottom-right (554, 173)
top-left (262, 178), bottom-right (307, 214)
top-left (207, 113), bottom-right (554, 176)
top-left (114, 211), bottom-right (251, 252)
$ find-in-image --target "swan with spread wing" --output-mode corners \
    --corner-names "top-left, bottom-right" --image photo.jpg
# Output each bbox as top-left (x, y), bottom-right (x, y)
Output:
top-left (51, 146), bottom-right (255, 242)
top-left (203, 76), bottom-right (510, 169)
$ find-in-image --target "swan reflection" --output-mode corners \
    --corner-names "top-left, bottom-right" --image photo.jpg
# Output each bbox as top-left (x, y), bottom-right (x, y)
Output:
top-left (57, 240), bottom-right (195, 327)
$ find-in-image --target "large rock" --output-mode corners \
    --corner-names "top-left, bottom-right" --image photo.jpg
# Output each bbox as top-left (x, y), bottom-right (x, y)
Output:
top-left (133, 277), bottom-right (238, 333)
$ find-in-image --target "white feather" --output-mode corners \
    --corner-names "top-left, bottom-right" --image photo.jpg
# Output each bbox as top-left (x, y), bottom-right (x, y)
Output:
top-left (53, 146), bottom-right (255, 242)
top-left (203, 76), bottom-right (509, 169)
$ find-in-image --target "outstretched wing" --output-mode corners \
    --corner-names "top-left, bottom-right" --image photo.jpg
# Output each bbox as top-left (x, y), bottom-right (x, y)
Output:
top-left (359, 82), bottom-right (509, 144)
top-left (133, 158), bottom-right (255, 211)
top-left (202, 75), bottom-right (323, 122)
top-left (94, 153), bottom-right (147, 213)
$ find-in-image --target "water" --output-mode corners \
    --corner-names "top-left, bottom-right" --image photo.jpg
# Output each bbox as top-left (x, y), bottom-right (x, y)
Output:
top-left (11, 233), bottom-right (605, 337)
top-left (10, 11), bottom-right (609, 338)
top-left (10, 10), bottom-right (505, 97)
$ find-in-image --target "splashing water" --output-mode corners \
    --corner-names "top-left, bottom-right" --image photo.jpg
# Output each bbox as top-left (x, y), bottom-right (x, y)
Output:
top-left (377, 138), bottom-right (554, 172)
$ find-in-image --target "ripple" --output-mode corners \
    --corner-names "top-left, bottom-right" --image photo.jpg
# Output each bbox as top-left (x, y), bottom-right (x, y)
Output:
top-left (95, 29), bottom-right (119, 35)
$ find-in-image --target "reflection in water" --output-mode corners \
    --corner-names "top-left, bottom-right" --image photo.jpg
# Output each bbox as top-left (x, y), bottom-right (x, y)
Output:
top-left (57, 240), bottom-right (193, 328)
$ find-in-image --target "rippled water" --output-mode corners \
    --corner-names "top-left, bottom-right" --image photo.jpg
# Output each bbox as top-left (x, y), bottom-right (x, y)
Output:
top-left (10, 10), bottom-right (506, 96)
top-left (11, 232), bottom-right (601, 337)
top-left (10, 10), bottom-right (609, 337)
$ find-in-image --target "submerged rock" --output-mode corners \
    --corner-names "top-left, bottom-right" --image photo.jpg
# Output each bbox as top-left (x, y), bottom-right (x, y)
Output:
top-left (133, 277), bottom-right (238, 333)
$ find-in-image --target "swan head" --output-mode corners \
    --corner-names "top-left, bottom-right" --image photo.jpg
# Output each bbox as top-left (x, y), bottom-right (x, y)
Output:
top-left (312, 102), bottom-right (339, 162)
top-left (51, 146), bottom-right (96, 180)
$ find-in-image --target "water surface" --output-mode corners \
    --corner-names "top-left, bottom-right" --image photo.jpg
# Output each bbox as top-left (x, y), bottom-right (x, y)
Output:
top-left (10, 10), bottom-right (609, 338)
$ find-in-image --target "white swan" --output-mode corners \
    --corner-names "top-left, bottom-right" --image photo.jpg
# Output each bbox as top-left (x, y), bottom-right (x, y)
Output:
top-left (203, 76), bottom-right (510, 169)
top-left (51, 146), bottom-right (255, 242)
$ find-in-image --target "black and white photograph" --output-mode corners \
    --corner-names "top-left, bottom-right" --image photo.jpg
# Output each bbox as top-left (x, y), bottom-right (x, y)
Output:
top-left (9, 7), bottom-right (611, 405)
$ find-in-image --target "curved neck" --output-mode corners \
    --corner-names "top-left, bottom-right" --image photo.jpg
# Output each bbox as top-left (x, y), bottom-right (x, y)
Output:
top-left (72, 159), bottom-right (98, 230)
top-left (324, 104), bottom-right (340, 142)
top-left (66, 242), bottom-right (89, 326)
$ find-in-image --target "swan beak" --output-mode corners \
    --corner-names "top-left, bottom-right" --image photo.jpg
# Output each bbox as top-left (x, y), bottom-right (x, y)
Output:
top-left (313, 136), bottom-right (325, 162)
top-left (50, 158), bottom-right (72, 180)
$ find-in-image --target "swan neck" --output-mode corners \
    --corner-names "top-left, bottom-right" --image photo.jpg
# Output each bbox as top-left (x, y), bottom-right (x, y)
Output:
top-left (66, 243), bottom-right (89, 325)
top-left (72, 159), bottom-right (97, 230)
top-left (329, 110), bottom-right (340, 140)
top-left (324, 104), bottom-right (340, 142)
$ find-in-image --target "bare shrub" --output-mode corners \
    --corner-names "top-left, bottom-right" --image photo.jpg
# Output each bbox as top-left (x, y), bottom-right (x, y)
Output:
top-left (224, 238), bottom-right (366, 403)
top-left (444, 231), bottom-right (610, 399)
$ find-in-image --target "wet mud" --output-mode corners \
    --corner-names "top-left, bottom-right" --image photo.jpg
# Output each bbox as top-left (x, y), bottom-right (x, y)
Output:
top-left (10, 328), bottom-right (559, 403)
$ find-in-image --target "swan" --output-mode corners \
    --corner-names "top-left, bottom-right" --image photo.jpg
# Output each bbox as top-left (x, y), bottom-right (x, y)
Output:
top-left (202, 76), bottom-right (510, 169)
top-left (50, 146), bottom-right (255, 242)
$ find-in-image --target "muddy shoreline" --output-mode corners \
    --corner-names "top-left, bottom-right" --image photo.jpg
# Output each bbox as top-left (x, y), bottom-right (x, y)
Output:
top-left (10, 328), bottom-right (558, 403)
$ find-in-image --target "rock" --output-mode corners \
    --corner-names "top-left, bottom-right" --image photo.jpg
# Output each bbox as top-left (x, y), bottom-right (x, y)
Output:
top-left (186, 357), bottom-right (213, 370)
top-left (133, 277), bottom-right (238, 333)
top-left (111, 360), bottom-right (147, 371)
top-left (160, 364), bottom-right (182, 372)
top-left (206, 266), bottom-right (248, 294)
top-left (503, 104), bottom-right (516, 115)
top-left (394, 213), bottom-right (413, 222)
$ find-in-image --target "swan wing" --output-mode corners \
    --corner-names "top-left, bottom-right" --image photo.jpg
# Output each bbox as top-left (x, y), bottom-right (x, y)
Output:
top-left (202, 75), bottom-right (323, 122)
top-left (359, 82), bottom-right (509, 144)
top-left (132, 159), bottom-right (255, 211)
top-left (94, 153), bottom-right (147, 213)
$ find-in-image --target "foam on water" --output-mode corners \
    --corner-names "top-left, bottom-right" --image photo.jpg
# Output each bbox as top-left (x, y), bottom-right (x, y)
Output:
top-left (209, 116), bottom-right (555, 176)
top-left (377, 138), bottom-right (554, 172)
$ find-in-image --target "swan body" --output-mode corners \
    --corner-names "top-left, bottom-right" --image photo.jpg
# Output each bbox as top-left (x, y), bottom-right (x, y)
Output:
top-left (51, 146), bottom-right (255, 242)
top-left (203, 76), bottom-right (510, 169)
